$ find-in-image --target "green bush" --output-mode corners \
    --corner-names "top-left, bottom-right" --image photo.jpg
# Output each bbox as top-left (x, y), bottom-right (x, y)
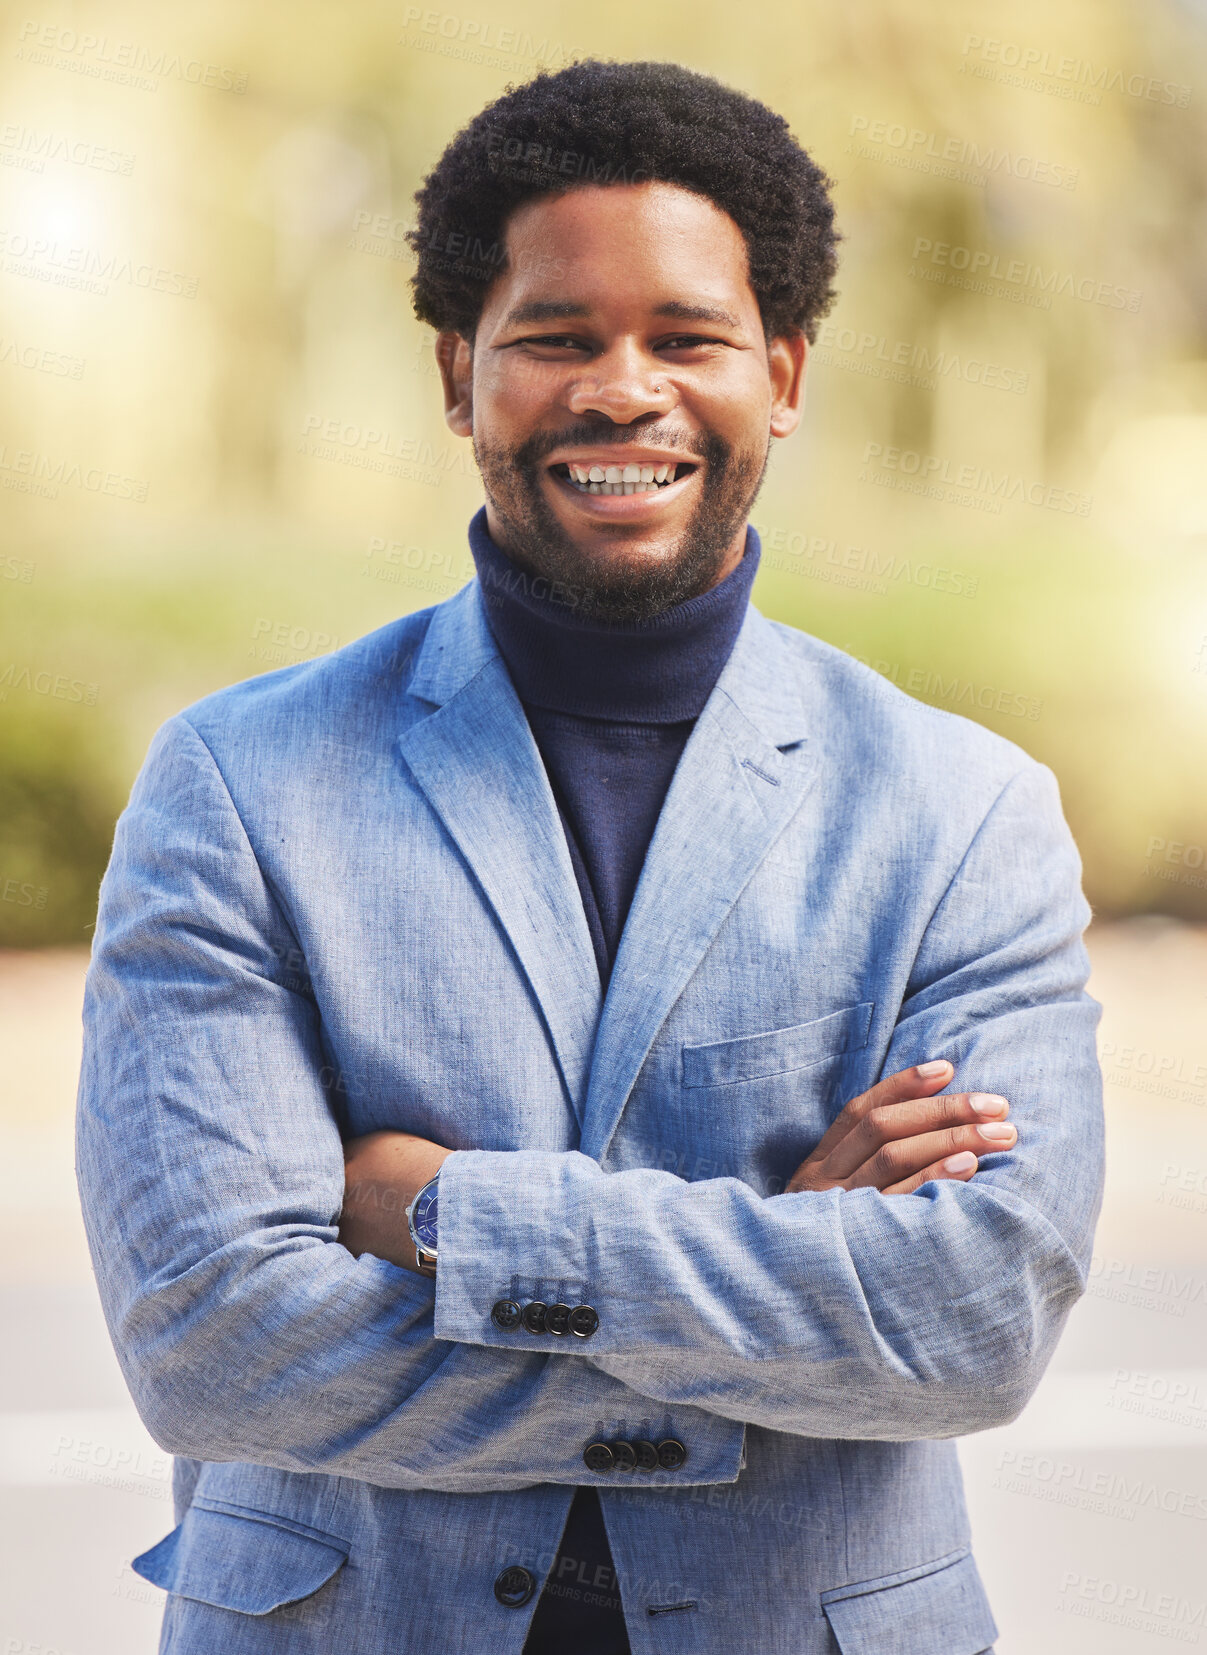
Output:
top-left (0, 700), bottom-right (123, 947)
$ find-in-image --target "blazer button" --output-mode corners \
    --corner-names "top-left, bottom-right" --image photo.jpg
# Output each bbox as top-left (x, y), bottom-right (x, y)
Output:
top-left (521, 1300), bottom-right (548, 1334)
top-left (656, 1438), bottom-right (688, 1470)
top-left (631, 1439), bottom-right (659, 1471)
top-left (610, 1439), bottom-right (636, 1471)
top-left (568, 1304), bottom-right (599, 1338)
top-left (490, 1299), bottom-right (521, 1331)
top-left (544, 1302), bottom-right (572, 1336)
top-left (583, 1440), bottom-right (615, 1473)
top-left (493, 1564), bottom-right (536, 1607)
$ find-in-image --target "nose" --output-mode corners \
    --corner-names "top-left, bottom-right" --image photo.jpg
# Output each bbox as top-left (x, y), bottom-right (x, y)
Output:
top-left (564, 343), bottom-right (674, 424)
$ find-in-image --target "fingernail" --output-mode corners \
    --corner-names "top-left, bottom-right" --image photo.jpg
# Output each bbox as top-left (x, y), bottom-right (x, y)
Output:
top-left (944, 1151), bottom-right (977, 1173)
top-left (917, 1060), bottom-right (951, 1078)
top-left (978, 1122), bottom-right (1016, 1143)
top-left (970, 1093), bottom-right (1008, 1116)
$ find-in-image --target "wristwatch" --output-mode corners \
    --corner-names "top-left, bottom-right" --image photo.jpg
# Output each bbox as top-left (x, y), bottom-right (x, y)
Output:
top-left (406, 1173), bottom-right (440, 1278)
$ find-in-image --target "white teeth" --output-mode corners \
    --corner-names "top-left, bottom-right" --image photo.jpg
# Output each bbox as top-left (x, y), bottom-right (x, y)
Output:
top-left (561, 460), bottom-right (688, 494)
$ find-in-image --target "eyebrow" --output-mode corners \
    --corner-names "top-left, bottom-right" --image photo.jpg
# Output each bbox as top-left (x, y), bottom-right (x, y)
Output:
top-left (500, 298), bottom-right (743, 329)
top-left (654, 300), bottom-right (743, 327)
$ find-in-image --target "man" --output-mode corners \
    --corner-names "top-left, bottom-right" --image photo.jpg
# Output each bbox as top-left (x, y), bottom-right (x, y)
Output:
top-left (77, 60), bottom-right (1103, 1655)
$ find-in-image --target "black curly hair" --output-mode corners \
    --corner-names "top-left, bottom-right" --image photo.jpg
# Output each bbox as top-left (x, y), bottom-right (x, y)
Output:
top-left (408, 60), bottom-right (840, 344)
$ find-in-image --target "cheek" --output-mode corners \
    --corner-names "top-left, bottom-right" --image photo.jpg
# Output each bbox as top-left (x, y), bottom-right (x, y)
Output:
top-left (686, 372), bottom-right (771, 438)
top-left (476, 356), bottom-right (563, 416)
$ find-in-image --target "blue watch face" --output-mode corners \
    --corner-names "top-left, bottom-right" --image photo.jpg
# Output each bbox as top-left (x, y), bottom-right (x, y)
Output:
top-left (412, 1181), bottom-right (438, 1250)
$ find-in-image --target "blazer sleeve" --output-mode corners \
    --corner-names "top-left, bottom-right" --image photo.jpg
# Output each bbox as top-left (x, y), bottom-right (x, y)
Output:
top-left (434, 759), bottom-right (1106, 1441)
top-left (75, 714), bottom-right (745, 1491)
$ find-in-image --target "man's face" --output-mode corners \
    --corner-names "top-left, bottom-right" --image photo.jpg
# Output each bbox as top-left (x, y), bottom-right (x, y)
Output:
top-left (437, 182), bottom-right (805, 621)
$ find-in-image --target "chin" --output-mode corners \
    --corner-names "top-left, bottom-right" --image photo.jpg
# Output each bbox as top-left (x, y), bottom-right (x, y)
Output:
top-left (564, 526), bottom-right (678, 564)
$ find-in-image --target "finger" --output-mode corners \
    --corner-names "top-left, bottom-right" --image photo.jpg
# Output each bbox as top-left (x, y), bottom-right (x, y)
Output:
top-left (806, 1060), bottom-right (954, 1166)
top-left (825, 1090), bottom-right (1010, 1182)
top-left (845, 1119), bottom-right (1018, 1190)
top-left (883, 1150), bottom-right (979, 1196)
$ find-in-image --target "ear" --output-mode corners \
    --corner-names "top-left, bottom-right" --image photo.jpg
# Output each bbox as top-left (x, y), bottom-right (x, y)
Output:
top-left (767, 330), bottom-right (808, 439)
top-left (435, 331), bottom-right (473, 437)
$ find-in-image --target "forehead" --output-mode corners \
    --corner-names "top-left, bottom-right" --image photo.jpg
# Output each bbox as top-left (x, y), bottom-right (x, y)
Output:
top-left (483, 181), bottom-right (757, 324)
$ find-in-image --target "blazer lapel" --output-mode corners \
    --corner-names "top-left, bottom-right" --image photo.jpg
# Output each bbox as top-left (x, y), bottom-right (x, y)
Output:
top-left (580, 607), bottom-right (819, 1161)
top-left (398, 584), bottom-right (602, 1128)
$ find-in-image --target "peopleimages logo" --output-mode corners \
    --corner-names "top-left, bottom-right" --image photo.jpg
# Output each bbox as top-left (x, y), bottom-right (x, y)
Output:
top-left (814, 320), bottom-right (1028, 395)
top-left (960, 34), bottom-right (1192, 108)
top-left (16, 20), bottom-right (248, 93)
top-left (860, 442), bottom-right (1092, 517)
top-left (0, 121), bottom-right (136, 175)
top-left (995, 1448), bottom-right (1207, 1522)
top-left (848, 115), bottom-right (1078, 190)
top-left (0, 227), bottom-right (198, 298)
top-left (1058, 1571), bottom-right (1207, 1640)
top-left (397, 8), bottom-right (587, 71)
top-left (910, 238), bottom-right (1142, 312)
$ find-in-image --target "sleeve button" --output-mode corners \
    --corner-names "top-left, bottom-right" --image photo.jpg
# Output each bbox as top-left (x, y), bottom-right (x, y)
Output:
top-left (568, 1303), bottom-right (599, 1338)
top-left (520, 1300), bottom-right (548, 1333)
top-left (656, 1437), bottom-right (688, 1470)
top-left (631, 1439), bottom-right (659, 1471)
top-left (583, 1440), bottom-right (615, 1472)
top-left (544, 1302), bottom-right (571, 1335)
top-left (490, 1299), bottom-right (521, 1331)
top-left (609, 1439), bottom-right (636, 1471)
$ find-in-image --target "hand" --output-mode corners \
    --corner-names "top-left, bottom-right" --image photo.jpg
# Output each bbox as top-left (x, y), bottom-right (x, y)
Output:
top-left (785, 1061), bottom-right (1016, 1196)
top-left (339, 1131), bottom-right (453, 1273)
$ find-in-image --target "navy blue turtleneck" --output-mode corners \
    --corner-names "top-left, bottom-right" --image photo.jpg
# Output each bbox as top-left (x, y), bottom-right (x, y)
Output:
top-left (465, 507), bottom-right (761, 1654)
top-left (468, 506), bottom-right (762, 990)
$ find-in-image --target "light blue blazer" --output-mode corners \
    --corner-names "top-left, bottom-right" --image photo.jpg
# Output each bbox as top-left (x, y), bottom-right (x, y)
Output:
top-left (76, 563), bottom-right (1104, 1654)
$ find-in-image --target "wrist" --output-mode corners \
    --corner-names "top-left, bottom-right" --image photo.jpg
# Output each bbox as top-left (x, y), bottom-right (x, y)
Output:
top-left (406, 1163), bottom-right (447, 1278)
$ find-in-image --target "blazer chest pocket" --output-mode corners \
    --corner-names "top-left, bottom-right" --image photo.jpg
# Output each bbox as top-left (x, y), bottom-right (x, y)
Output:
top-left (821, 1547), bottom-right (998, 1654)
top-left (682, 1001), bottom-right (874, 1089)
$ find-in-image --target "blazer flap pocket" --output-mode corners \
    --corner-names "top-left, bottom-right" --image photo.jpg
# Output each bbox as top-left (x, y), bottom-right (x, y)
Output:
top-left (133, 1502), bottom-right (348, 1614)
top-left (683, 1001), bottom-right (874, 1089)
top-left (821, 1549), bottom-right (998, 1654)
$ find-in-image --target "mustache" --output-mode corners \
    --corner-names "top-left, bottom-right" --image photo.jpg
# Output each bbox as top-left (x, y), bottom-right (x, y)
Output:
top-left (511, 421), bottom-right (725, 470)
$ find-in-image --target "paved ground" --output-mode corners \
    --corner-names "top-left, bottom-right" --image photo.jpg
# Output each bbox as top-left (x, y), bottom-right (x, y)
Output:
top-left (2, 921), bottom-right (1205, 1653)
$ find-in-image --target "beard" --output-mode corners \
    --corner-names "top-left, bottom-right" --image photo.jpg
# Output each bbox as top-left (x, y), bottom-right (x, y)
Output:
top-left (473, 418), bottom-right (769, 623)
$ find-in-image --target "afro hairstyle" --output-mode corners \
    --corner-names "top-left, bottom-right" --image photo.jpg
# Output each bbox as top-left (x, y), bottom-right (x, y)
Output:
top-left (408, 59), bottom-right (840, 344)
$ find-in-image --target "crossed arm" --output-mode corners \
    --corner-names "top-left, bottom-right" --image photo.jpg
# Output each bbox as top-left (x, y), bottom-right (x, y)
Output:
top-left (339, 1061), bottom-right (1021, 1271)
top-left (342, 762), bottom-right (1103, 1443)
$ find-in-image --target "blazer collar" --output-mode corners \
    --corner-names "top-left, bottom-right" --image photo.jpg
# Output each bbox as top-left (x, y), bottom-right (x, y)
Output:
top-left (407, 574), bottom-right (809, 746)
top-left (579, 604), bottom-right (816, 1157)
top-left (406, 578), bottom-right (498, 706)
top-left (399, 581), bottom-right (604, 1124)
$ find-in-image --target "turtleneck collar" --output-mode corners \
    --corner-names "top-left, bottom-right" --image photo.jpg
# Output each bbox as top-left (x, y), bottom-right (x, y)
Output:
top-left (466, 506), bottom-right (761, 723)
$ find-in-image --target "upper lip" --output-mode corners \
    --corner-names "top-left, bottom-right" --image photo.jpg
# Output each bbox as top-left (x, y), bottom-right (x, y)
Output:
top-left (545, 447), bottom-right (699, 470)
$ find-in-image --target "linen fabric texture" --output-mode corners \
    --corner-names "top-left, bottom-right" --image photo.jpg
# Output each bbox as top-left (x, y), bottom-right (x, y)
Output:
top-left (75, 556), bottom-right (1103, 1654)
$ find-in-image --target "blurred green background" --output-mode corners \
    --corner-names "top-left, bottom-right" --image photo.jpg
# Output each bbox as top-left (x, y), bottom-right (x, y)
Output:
top-left (2, 0), bottom-right (1206, 946)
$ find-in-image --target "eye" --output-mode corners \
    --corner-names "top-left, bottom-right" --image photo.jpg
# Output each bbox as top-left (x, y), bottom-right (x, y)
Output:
top-left (656, 334), bottom-right (727, 352)
top-left (512, 334), bottom-right (592, 352)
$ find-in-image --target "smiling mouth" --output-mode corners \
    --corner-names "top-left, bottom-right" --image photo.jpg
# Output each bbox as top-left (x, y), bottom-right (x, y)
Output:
top-left (549, 461), bottom-right (696, 496)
